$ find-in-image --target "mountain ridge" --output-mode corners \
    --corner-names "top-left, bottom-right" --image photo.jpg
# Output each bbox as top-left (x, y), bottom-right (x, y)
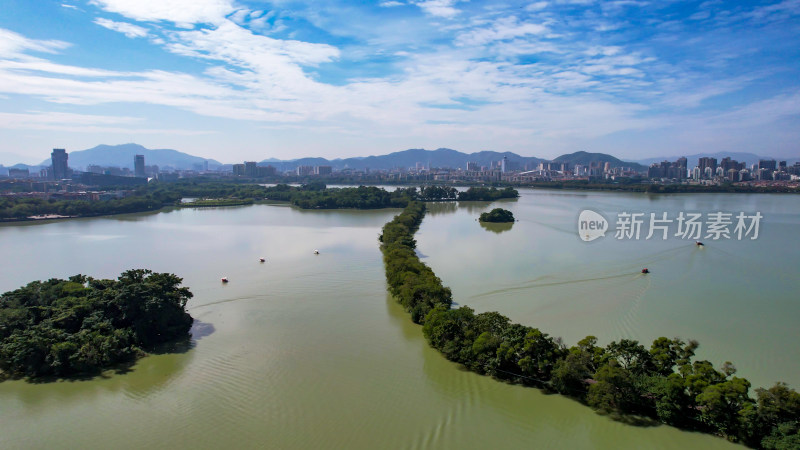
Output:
top-left (258, 148), bottom-right (551, 171)
top-left (8, 143), bottom-right (793, 174)
top-left (37, 143), bottom-right (224, 171)
top-left (553, 151), bottom-right (646, 171)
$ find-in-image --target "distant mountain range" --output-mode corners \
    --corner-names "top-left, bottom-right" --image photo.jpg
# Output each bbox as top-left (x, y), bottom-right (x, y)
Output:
top-left (258, 148), bottom-right (550, 172)
top-left (3, 143), bottom-right (795, 176)
top-left (554, 151), bottom-right (646, 171)
top-left (37, 144), bottom-right (224, 171)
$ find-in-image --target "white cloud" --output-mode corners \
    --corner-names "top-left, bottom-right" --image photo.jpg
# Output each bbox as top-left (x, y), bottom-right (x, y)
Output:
top-left (708, 90), bottom-right (800, 127)
top-left (0, 28), bottom-right (70, 56)
top-left (380, 1), bottom-right (405, 7)
top-left (456, 16), bottom-right (548, 46)
top-left (414, 0), bottom-right (461, 18)
top-left (526, 2), bottom-right (549, 11)
top-left (61, 4), bottom-right (78, 10)
top-left (689, 10), bottom-right (710, 21)
top-left (89, 0), bottom-right (236, 25)
top-left (0, 111), bottom-right (140, 127)
top-left (94, 18), bottom-right (149, 38)
top-left (663, 77), bottom-right (756, 108)
top-left (585, 46), bottom-right (622, 56)
top-left (166, 21), bottom-right (339, 68)
top-left (0, 57), bottom-right (131, 77)
top-left (0, 111), bottom-right (211, 135)
top-left (746, 0), bottom-right (800, 21)
top-left (228, 9), bottom-right (249, 25)
top-left (2, 1), bottom-right (797, 160)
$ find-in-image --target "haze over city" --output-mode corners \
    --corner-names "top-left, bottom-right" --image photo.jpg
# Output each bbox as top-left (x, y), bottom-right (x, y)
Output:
top-left (1, 0), bottom-right (799, 163)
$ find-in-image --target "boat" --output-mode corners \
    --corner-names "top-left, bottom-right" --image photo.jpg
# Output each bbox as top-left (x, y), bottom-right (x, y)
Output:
top-left (259, 257), bottom-right (266, 262)
top-left (221, 277), bottom-right (229, 283)
top-left (696, 241), bottom-right (704, 247)
top-left (641, 268), bottom-right (650, 274)
top-left (314, 249), bottom-right (319, 255)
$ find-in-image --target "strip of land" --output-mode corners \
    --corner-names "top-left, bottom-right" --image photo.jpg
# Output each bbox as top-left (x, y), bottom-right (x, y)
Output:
top-left (379, 202), bottom-right (800, 449)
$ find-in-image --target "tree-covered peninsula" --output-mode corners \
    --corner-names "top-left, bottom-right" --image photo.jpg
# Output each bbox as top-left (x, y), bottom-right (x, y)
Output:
top-left (0, 270), bottom-right (194, 379)
top-left (379, 203), bottom-right (800, 448)
top-left (479, 208), bottom-right (515, 223)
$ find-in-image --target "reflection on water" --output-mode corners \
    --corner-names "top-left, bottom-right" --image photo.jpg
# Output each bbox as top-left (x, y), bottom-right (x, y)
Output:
top-left (424, 201), bottom-right (458, 216)
top-left (479, 221), bottom-right (514, 234)
top-left (188, 320), bottom-right (216, 341)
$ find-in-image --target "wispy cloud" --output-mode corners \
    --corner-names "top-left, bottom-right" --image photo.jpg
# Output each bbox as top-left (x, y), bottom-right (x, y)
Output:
top-left (89, 0), bottom-right (236, 26)
top-left (456, 16), bottom-right (548, 46)
top-left (0, 111), bottom-right (214, 136)
top-left (413, 0), bottom-right (461, 18)
top-left (94, 18), bottom-right (149, 38)
top-left (0, 29), bottom-right (70, 55)
top-left (0, 0), bottom-right (798, 159)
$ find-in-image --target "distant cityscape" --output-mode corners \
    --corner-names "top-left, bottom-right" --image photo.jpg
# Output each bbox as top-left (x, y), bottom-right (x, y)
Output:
top-left (2, 147), bottom-right (799, 201)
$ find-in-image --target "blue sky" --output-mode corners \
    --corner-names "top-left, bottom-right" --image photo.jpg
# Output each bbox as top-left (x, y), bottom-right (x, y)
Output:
top-left (0, 0), bottom-right (799, 164)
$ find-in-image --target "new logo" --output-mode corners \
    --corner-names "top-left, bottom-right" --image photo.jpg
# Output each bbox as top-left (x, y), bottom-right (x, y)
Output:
top-left (578, 209), bottom-right (608, 242)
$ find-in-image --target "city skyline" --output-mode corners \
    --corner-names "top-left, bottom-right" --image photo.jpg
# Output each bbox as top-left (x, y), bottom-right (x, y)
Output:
top-left (1, 0), bottom-right (799, 163)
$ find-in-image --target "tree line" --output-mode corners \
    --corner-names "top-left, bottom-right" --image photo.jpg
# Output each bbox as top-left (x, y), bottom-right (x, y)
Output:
top-left (380, 203), bottom-right (799, 448)
top-left (0, 270), bottom-right (194, 379)
top-left (1, 182), bottom-right (519, 219)
top-left (263, 184), bottom-right (519, 209)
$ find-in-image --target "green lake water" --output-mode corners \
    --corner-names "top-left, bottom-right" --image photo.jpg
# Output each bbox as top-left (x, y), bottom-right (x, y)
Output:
top-left (1, 190), bottom-right (796, 449)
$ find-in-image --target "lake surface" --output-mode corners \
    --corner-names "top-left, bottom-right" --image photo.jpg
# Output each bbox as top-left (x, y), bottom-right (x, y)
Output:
top-left (417, 190), bottom-right (800, 390)
top-left (1, 189), bottom-right (795, 449)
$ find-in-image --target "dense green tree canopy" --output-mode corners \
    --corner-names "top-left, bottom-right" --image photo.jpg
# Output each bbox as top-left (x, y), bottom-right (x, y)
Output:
top-left (479, 208), bottom-right (515, 223)
top-left (0, 270), bottom-right (193, 379)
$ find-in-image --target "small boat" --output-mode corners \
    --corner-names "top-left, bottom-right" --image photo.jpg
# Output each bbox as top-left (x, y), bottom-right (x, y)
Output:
top-left (221, 277), bottom-right (229, 283)
top-left (695, 241), bottom-right (704, 247)
top-left (314, 249), bottom-right (320, 255)
top-left (641, 268), bottom-right (650, 274)
top-left (259, 257), bottom-right (266, 262)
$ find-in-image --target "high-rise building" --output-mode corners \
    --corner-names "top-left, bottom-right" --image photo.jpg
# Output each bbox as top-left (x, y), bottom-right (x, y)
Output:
top-left (257, 165), bottom-right (277, 177)
top-left (245, 161), bottom-right (257, 177)
top-left (758, 159), bottom-right (777, 171)
top-left (466, 162), bottom-right (479, 171)
top-left (296, 165), bottom-right (314, 176)
top-left (134, 154), bottom-right (146, 178)
top-left (315, 165), bottom-right (332, 176)
top-left (232, 164), bottom-right (245, 176)
top-left (51, 148), bottom-right (69, 180)
top-left (8, 168), bottom-right (29, 179)
top-left (501, 156), bottom-right (508, 173)
top-left (698, 157), bottom-right (717, 179)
